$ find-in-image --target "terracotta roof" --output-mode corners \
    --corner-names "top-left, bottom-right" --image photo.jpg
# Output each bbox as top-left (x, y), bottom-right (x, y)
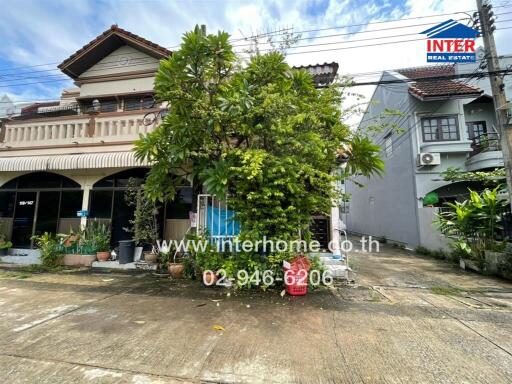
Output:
top-left (396, 65), bottom-right (482, 100)
top-left (16, 102), bottom-right (60, 120)
top-left (21, 102), bottom-right (59, 114)
top-left (59, 25), bottom-right (171, 79)
top-left (294, 62), bottom-right (339, 88)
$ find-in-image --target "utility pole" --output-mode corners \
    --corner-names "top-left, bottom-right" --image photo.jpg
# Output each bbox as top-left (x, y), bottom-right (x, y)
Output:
top-left (477, 0), bottom-right (512, 209)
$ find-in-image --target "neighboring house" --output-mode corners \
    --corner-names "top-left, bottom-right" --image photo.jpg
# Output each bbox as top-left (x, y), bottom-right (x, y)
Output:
top-left (0, 25), bottom-right (339, 254)
top-left (0, 95), bottom-right (28, 119)
top-left (346, 59), bottom-right (510, 250)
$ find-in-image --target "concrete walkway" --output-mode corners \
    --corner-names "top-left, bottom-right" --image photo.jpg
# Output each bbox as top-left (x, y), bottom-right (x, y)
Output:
top-left (0, 243), bottom-right (511, 383)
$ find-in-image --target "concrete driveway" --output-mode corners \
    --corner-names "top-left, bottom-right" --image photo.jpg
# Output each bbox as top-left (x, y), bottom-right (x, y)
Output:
top-left (1, 243), bottom-right (511, 383)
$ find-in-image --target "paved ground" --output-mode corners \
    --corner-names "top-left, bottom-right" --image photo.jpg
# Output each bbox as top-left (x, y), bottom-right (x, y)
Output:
top-left (0, 242), bottom-right (512, 383)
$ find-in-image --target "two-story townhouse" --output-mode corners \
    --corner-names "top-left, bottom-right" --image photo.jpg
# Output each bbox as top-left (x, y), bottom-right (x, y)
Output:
top-left (0, 25), bottom-right (340, 260)
top-left (345, 61), bottom-right (509, 250)
top-left (0, 25), bottom-right (182, 256)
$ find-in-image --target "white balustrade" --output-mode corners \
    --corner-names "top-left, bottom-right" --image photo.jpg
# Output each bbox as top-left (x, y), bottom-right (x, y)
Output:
top-left (2, 110), bottom-right (161, 147)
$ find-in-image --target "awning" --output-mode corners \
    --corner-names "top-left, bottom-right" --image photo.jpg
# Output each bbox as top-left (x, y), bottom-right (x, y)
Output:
top-left (37, 102), bottom-right (78, 114)
top-left (0, 151), bottom-right (149, 172)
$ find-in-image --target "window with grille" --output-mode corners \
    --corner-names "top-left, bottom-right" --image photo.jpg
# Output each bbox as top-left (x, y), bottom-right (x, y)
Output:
top-left (421, 116), bottom-right (459, 142)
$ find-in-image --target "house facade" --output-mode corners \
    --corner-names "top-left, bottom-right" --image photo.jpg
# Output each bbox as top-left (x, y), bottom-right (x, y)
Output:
top-left (345, 59), bottom-right (510, 250)
top-left (0, 26), bottom-right (340, 258)
top-left (0, 26), bottom-right (186, 255)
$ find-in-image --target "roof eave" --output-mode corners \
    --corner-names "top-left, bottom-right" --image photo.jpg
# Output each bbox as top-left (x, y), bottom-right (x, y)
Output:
top-left (409, 90), bottom-right (483, 101)
top-left (58, 26), bottom-right (171, 80)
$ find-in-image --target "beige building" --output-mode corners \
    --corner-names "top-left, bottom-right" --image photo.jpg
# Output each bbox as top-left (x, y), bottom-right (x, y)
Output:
top-left (0, 25), bottom-right (191, 252)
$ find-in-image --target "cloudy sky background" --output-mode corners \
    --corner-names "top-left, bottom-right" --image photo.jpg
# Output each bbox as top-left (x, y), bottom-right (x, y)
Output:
top-left (0, 0), bottom-right (510, 124)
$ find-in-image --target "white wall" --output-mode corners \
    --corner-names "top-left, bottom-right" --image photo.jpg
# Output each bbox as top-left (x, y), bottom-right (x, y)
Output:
top-left (417, 207), bottom-right (450, 251)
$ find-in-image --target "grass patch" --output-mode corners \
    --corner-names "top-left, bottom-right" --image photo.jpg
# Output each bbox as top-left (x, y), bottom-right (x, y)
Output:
top-left (430, 286), bottom-right (485, 296)
top-left (0, 264), bottom-right (82, 279)
top-left (0, 271), bottom-right (32, 279)
top-left (430, 286), bottom-right (465, 296)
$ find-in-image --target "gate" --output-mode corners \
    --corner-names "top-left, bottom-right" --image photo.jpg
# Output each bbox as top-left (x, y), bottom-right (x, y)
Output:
top-left (196, 194), bottom-right (240, 245)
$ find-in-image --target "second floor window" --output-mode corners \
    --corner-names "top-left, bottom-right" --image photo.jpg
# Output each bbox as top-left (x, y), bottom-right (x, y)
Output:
top-left (384, 133), bottom-right (393, 157)
top-left (421, 116), bottom-right (459, 142)
top-left (466, 121), bottom-right (487, 139)
top-left (124, 95), bottom-right (154, 111)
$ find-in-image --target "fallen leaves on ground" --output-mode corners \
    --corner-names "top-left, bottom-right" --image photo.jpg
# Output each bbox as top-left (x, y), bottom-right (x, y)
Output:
top-left (212, 324), bottom-right (225, 331)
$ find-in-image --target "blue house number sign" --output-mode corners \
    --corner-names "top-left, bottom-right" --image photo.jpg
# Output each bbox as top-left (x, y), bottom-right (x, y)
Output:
top-left (77, 210), bottom-right (89, 218)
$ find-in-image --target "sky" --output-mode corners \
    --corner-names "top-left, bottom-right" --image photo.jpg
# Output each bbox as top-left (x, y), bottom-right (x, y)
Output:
top-left (0, 0), bottom-right (511, 124)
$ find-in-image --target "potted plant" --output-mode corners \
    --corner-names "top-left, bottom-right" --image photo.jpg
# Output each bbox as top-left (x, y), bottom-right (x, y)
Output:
top-left (0, 236), bottom-right (12, 257)
top-left (124, 178), bottom-right (160, 263)
top-left (86, 221), bottom-right (111, 262)
top-left (168, 251), bottom-right (185, 279)
top-left (0, 223), bottom-right (12, 256)
top-left (154, 250), bottom-right (171, 276)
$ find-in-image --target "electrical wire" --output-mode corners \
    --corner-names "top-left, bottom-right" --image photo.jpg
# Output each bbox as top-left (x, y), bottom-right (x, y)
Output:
top-left (0, 5), bottom-right (509, 76)
top-left (1, 23), bottom-right (510, 90)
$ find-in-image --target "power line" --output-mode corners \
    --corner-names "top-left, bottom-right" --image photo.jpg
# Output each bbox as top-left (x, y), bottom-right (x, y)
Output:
top-left (1, 23), bottom-right (511, 90)
top-left (0, 14), bottom-right (495, 79)
top-left (232, 12), bottom-right (512, 48)
top-left (0, 58), bottom-right (506, 104)
top-left (0, 6), bottom-right (509, 76)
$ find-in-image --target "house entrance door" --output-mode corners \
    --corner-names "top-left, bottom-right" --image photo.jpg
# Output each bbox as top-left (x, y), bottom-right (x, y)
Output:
top-left (12, 192), bottom-right (37, 248)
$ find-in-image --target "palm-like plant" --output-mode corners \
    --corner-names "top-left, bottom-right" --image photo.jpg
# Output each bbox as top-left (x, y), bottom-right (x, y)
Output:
top-left (343, 134), bottom-right (385, 179)
top-left (435, 186), bottom-right (508, 259)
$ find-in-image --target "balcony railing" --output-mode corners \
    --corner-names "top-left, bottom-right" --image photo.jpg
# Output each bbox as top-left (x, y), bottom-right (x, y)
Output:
top-left (1, 108), bottom-right (164, 148)
top-left (469, 132), bottom-right (501, 157)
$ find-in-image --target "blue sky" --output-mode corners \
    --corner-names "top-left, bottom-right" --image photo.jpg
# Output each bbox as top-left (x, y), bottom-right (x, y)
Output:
top-left (0, 0), bottom-right (510, 108)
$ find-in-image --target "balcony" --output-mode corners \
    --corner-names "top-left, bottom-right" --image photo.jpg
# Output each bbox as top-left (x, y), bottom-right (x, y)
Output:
top-left (0, 108), bottom-right (164, 150)
top-left (465, 132), bottom-right (504, 171)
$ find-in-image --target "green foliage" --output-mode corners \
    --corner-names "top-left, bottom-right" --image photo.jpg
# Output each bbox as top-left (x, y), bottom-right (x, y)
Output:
top-left (124, 178), bottom-right (159, 246)
top-left (435, 186), bottom-right (508, 260)
top-left (441, 167), bottom-right (506, 185)
top-left (158, 251), bottom-right (171, 271)
top-left (32, 232), bottom-right (63, 267)
top-left (0, 222), bottom-right (12, 249)
top-left (135, 27), bottom-right (383, 242)
top-left (135, 26), bottom-right (384, 282)
top-left (84, 221), bottom-right (111, 252)
top-left (414, 246), bottom-right (432, 256)
top-left (342, 134), bottom-right (384, 187)
top-left (0, 240), bottom-right (12, 250)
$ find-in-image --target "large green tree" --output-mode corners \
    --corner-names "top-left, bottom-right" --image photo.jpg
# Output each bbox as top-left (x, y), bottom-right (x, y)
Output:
top-left (135, 26), bottom-right (383, 243)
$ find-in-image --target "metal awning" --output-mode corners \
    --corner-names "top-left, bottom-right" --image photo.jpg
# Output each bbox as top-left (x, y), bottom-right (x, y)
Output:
top-left (0, 151), bottom-right (149, 172)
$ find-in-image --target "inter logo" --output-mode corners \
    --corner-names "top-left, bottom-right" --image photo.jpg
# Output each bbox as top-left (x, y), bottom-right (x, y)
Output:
top-left (421, 19), bottom-right (479, 63)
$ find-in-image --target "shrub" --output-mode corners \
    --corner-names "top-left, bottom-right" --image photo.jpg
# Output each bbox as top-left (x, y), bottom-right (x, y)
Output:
top-left (435, 186), bottom-right (508, 261)
top-left (84, 221), bottom-right (111, 252)
top-left (415, 246), bottom-right (432, 256)
top-left (32, 232), bottom-right (63, 267)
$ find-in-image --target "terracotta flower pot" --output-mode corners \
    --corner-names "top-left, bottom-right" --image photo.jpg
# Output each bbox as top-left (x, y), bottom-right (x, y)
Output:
top-left (203, 271), bottom-right (218, 286)
top-left (96, 251), bottom-right (110, 262)
top-left (144, 252), bottom-right (158, 264)
top-left (168, 263), bottom-right (184, 278)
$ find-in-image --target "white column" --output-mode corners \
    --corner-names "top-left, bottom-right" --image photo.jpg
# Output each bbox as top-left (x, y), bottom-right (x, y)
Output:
top-left (80, 185), bottom-right (91, 229)
top-left (330, 204), bottom-right (341, 257)
top-left (330, 166), bottom-right (347, 257)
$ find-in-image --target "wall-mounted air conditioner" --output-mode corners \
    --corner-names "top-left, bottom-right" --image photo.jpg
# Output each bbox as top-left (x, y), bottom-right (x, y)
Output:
top-left (417, 152), bottom-right (441, 166)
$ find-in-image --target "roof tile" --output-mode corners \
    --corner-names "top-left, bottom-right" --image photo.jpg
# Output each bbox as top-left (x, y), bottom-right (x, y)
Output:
top-left (396, 65), bottom-right (482, 99)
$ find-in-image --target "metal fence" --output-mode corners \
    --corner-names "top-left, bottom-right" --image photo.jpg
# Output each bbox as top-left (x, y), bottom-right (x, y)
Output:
top-left (196, 194), bottom-right (240, 246)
